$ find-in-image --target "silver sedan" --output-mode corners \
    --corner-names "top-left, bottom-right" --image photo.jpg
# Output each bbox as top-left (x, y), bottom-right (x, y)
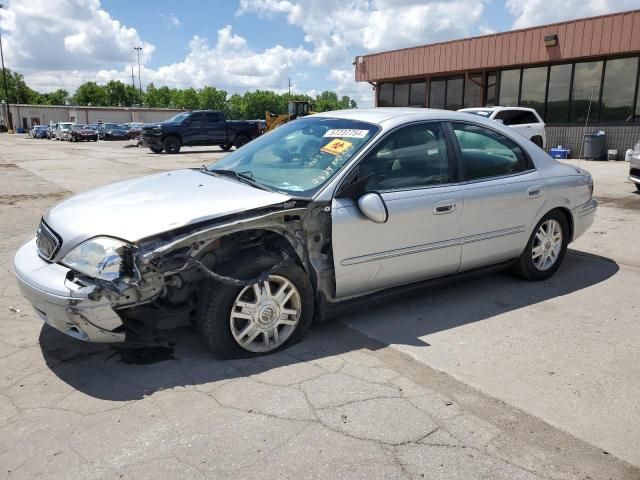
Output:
top-left (14, 108), bottom-right (597, 358)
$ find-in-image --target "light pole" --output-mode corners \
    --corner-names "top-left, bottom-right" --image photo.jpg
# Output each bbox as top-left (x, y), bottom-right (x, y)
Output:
top-left (0, 3), bottom-right (12, 132)
top-left (134, 46), bottom-right (143, 105)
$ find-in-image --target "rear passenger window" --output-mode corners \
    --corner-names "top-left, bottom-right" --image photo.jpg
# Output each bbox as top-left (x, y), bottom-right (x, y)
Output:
top-left (452, 123), bottom-right (529, 181)
top-left (206, 112), bottom-right (222, 123)
top-left (358, 123), bottom-right (450, 191)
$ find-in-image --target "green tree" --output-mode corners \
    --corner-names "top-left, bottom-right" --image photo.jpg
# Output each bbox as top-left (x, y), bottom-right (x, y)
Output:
top-left (225, 93), bottom-right (244, 119)
top-left (41, 89), bottom-right (70, 106)
top-left (199, 86), bottom-right (227, 110)
top-left (104, 80), bottom-right (136, 106)
top-left (0, 68), bottom-right (41, 104)
top-left (72, 82), bottom-right (108, 106)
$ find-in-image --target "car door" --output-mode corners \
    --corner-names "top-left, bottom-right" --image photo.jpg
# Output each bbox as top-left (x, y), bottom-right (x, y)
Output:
top-left (331, 122), bottom-right (463, 299)
top-left (450, 122), bottom-right (545, 271)
top-left (182, 112), bottom-right (205, 144)
top-left (204, 112), bottom-right (228, 144)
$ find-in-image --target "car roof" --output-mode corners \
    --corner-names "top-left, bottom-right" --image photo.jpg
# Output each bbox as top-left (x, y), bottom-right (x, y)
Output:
top-left (313, 107), bottom-right (499, 126)
top-left (459, 106), bottom-right (538, 113)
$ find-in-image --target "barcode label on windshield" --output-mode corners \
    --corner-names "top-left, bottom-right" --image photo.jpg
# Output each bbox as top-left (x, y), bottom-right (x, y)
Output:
top-left (323, 129), bottom-right (369, 139)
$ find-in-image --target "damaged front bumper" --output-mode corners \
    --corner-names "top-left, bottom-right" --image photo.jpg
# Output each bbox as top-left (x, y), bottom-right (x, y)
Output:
top-left (14, 239), bottom-right (126, 343)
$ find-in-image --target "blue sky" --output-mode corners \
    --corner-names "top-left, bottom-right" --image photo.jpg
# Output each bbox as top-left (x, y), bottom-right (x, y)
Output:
top-left (1, 0), bottom-right (637, 107)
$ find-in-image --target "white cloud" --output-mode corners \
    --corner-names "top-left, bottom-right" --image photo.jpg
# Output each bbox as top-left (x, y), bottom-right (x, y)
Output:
top-left (0, 0), bottom-right (154, 70)
top-left (238, 0), bottom-right (487, 55)
top-left (329, 68), bottom-right (375, 108)
top-left (161, 12), bottom-right (181, 28)
top-left (506, 0), bottom-right (638, 29)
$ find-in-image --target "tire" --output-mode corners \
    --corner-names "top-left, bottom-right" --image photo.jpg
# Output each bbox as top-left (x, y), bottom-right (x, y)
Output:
top-left (220, 143), bottom-right (233, 151)
top-left (531, 136), bottom-right (543, 148)
top-left (514, 210), bottom-right (569, 281)
top-left (163, 136), bottom-right (181, 154)
top-left (635, 183), bottom-right (640, 193)
top-left (197, 254), bottom-right (314, 359)
top-left (234, 135), bottom-right (249, 149)
top-left (149, 146), bottom-right (163, 154)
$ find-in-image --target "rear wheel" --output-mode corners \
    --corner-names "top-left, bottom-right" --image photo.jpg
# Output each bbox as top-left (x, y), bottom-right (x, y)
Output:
top-left (220, 143), bottom-right (233, 151)
top-left (163, 136), bottom-right (181, 154)
top-left (149, 145), bottom-right (163, 154)
top-left (197, 254), bottom-right (313, 358)
top-left (514, 210), bottom-right (569, 281)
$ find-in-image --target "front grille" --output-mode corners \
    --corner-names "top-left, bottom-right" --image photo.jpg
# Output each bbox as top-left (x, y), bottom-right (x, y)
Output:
top-left (36, 220), bottom-right (61, 260)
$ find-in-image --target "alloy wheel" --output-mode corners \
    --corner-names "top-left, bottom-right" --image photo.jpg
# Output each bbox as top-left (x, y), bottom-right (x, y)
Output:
top-left (229, 275), bottom-right (301, 353)
top-left (532, 219), bottom-right (563, 271)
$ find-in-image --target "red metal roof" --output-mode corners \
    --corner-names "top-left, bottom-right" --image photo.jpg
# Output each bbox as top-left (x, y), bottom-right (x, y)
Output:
top-left (354, 9), bottom-right (640, 82)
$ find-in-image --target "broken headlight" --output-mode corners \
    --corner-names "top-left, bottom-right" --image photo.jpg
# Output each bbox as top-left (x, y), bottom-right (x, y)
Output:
top-left (61, 236), bottom-right (129, 281)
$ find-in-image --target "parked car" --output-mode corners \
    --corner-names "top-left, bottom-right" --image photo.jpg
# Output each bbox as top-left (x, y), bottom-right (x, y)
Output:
top-left (67, 124), bottom-right (99, 142)
top-left (140, 110), bottom-right (260, 154)
top-left (629, 151), bottom-right (640, 192)
top-left (46, 123), bottom-right (56, 139)
top-left (0, 123), bottom-right (8, 133)
top-left (458, 106), bottom-right (546, 149)
top-left (54, 122), bottom-right (75, 140)
top-left (102, 123), bottom-right (130, 140)
top-left (13, 108), bottom-right (597, 358)
top-left (124, 122), bottom-right (144, 139)
top-left (87, 123), bottom-right (106, 139)
top-left (30, 125), bottom-right (49, 139)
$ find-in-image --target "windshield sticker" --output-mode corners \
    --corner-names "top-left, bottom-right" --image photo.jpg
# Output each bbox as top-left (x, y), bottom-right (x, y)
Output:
top-left (320, 139), bottom-right (353, 156)
top-left (323, 129), bottom-right (369, 139)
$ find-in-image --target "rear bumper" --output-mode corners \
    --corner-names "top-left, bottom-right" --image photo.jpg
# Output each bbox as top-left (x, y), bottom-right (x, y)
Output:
top-left (14, 239), bottom-right (125, 343)
top-left (572, 198), bottom-right (598, 241)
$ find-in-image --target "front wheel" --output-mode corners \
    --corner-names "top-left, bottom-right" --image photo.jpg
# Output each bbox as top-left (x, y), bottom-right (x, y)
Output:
top-left (514, 211), bottom-right (569, 281)
top-left (197, 255), bottom-right (313, 358)
top-left (149, 145), bottom-right (163, 153)
top-left (163, 136), bottom-right (181, 154)
top-left (220, 143), bottom-right (233, 151)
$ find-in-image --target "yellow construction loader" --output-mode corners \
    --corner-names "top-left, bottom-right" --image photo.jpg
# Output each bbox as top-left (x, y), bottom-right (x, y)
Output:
top-left (264, 101), bottom-right (315, 132)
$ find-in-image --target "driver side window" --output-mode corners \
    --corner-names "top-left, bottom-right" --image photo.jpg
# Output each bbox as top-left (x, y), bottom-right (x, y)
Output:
top-left (358, 123), bottom-right (450, 192)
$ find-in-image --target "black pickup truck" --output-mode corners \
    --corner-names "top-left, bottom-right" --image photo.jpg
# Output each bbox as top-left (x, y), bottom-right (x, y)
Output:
top-left (140, 110), bottom-right (260, 154)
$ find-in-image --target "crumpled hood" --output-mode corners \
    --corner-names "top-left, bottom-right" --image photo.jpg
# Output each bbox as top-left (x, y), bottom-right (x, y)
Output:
top-left (44, 169), bottom-right (291, 256)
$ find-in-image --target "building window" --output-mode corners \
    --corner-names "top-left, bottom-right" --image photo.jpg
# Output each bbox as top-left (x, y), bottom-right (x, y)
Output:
top-left (570, 61), bottom-right (603, 123)
top-left (378, 83), bottom-right (393, 107)
top-left (445, 77), bottom-right (464, 110)
top-left (600, 57), bottom-right (639, 122)
top-left (546, 64), bottom-right (572, 123)
top-left (394, 83), bottom-right (410, 107)
top-left (409, 82), bottom-right (427, 107)
top-left (429, 79), bottom-right (446, 109)
top-left (463, 74), bottom-right (483, 108)
top-left (499, 69), bottom-right (520, 106)
top-left (486, 72), bottom-right (497, 106)
top-left (520, 66), bottom-right (547, 118)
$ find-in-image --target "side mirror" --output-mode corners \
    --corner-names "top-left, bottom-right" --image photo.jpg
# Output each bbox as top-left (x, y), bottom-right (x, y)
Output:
top-left (358, 193), bottom-right (388, 224)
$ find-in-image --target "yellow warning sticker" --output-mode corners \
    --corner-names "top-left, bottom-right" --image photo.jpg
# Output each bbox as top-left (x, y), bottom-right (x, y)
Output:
top-left (320, 138), bottom-right (353, 156)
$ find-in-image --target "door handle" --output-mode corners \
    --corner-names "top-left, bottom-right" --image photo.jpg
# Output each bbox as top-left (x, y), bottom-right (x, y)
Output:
top-left (434, 200), bottom-right (457, 215)
top-left (527, 185), bottom-right (543, 198)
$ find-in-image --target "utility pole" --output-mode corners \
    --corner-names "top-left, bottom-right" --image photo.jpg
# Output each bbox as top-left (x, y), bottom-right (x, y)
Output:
top-left (0, 3), bottom-right (12, 132)
top-left (288, 77), bottom-right (291, 96)
top-left (130, 66), bottom-right (136, 107)
top-left (134, 47), bottom-right (143, 105)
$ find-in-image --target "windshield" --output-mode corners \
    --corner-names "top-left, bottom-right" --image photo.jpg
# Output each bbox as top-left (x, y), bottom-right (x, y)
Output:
top-left (207, 117), bottom-right (379, 197)
top-left (71, 124), bottom-right (88, 130)
top-left (165, 112), bottom-right (190, 123)
top-left (59, 123), bottom-right (73, 129)
top-left (104, 123), bottom-right (120, 129)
